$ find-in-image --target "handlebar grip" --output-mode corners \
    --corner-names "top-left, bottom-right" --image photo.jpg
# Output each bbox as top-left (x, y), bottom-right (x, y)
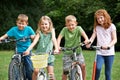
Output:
top-left (107, 47), bottom-right (110, 50)
top-left (0, 39), bottom-right (11, 43)
top-left (101, 46), bottom-right (110, 50)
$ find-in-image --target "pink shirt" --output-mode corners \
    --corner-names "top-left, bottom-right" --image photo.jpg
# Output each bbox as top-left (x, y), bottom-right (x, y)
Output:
top-left (94, 23), bottom-right (116, 56)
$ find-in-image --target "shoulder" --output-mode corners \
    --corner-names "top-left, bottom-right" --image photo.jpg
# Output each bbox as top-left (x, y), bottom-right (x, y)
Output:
top-left (59, 27), bottom-right (67, 36)
top-left (25, 26), bottom-right (34, 31)
top-left (62, 27), bottom-right (67, 29)
top-left (51, 28), bottom-right (55, 32)
top-left (25, 25), bottom-right (33, 28)
top-left (9, 26), bottom-right (18, 31)
top-left (61, 27), bottom-right (68, 31)
top-left (76, 26), bottom-right (84, 32)
top-left (59, 27), bottom-right (68, 33)
top-left (51, 28), bottom-right (55, 35)
top-left (76, 26), bottom-right (82, 29)
top-left (110, 23), bottom-right (116, 30)
top-left (11, 26), bottom-right (18, 29)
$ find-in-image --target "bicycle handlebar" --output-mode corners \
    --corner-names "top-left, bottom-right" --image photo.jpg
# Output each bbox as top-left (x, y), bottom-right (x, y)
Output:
top-left (60, 42), bottom-right (90, 51)
top-left (32, 51), bottom-right (55, 56)
top-left (0, 37), bottom-right (31, 44)
top-left (90, 45), bottom-right (110, 50)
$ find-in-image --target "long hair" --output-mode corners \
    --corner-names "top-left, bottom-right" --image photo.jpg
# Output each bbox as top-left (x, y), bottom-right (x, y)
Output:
top-left (36, 16), bottom-right (53, 33)
top-left (94, 9), bottom-right (112, 29)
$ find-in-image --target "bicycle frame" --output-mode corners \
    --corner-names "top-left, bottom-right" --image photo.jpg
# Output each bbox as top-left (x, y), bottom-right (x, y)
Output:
top-left (61, 42), bottom-right (87, 80)
top-left (70, 51), bottom-right (83, 80)
top-left (0, 37), bottom-right (30, 80)
top-left (9, 54), bottom-right (26, 80)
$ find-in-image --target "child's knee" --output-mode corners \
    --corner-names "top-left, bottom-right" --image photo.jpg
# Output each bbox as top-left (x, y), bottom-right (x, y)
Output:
top-left (34, 68), bottom-right (39, 75)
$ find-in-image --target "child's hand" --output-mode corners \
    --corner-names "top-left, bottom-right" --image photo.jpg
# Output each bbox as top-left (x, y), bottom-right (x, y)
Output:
top-left (23, 50), bottom-right (30, 56)
top-left (0, 37), bottom-right (3, 42)
top-left (86, 44), bottom-right (91, 48)
top-left (54, 49), bottom-right (60, 54)
top-left (84, 40), bottom-right (91, 48)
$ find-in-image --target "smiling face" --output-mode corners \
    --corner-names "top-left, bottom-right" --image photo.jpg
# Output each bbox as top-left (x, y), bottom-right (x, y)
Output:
top-left (16, 20), bottom-right (27, 30)
top-left (40, 20), bottom-right (50, 33)
top-left (96, 15), bottom-right (105, 26)
top-left (65, 15), bottom-right (78, 32)
top-left (94, 9), bottom-right (112, 29)
top-left (66, 21), bottom-right (77, 32)
top-left (16, 14), bottom-right (28, 30)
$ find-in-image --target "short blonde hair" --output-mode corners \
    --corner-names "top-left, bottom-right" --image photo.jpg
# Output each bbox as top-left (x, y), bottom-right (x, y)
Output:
top-left (65, 15), bottom-right (77, 23)
top-left (16, 14), bottom-right (28, 23)
top-left (36, 16), bottom-right (53, 33)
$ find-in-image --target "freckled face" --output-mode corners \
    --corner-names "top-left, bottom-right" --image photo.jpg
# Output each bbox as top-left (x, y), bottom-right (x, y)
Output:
top-left (66, 21), bottom-right (77, 31)
top-left (96, 16), bottom-right (105, 25)
top-left (40, 20), bottom-right (50, 33)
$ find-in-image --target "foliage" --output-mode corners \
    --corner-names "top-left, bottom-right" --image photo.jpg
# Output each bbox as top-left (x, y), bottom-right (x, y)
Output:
top-left (0, 0), bottom-right (120, 49)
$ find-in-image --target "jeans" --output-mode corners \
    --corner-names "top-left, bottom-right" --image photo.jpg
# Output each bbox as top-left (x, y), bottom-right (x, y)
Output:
top-left (22, 55), bottom-right (33, 80)
top-left (95, 55), bottom-right (114, 80)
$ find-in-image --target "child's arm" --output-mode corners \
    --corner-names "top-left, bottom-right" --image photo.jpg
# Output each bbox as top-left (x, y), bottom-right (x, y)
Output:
top-left (81, 30), bottom-right (89, 44)
top-left (52, 29), bottom-right (59, 53)
top-left (102, 29), bottom-right (117, 49)
top-left (57, 34), bottom-right (63, 50)
top-left (23, 33), bottom-right (40, 55)
top-left (30, 35), bottom-right (35, 40)
top-left (0, 34), bottom-right (8, 40)
top-left (89, 30), bottom-right (96, 44)
top-left (86, 30), bottom-right (96, 48)
top-left (109, 30), bottom-right (117, 47)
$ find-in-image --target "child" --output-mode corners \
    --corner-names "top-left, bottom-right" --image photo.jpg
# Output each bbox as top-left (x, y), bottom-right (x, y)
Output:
top-left (57, 15), bottom-right (89, 80)
top-left (24, 16), bottom-right (59, 80)
top-left (0, 14), bottom-right (35, 80)
top-left (88, 9), bottom-right (117, 80)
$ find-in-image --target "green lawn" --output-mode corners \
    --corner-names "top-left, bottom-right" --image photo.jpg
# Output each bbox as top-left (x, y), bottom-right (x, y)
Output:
top-left (0, 50), bottom-right (120, 80)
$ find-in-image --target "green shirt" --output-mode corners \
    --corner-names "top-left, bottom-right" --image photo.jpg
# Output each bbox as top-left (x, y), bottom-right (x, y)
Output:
top-left (36, 32), bottom-right (55, 63)
top-left (60, 26), bottom-right (84, 54)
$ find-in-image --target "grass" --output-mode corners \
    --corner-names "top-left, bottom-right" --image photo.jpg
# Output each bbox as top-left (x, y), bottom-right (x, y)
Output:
top-left (0, 51), bottom-right (13, 80)
top-left (0, 50), bottom-right (120, 80)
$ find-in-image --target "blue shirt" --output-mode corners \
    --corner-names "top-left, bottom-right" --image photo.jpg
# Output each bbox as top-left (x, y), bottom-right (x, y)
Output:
top-left (7, 26), bottom-right (35, 53)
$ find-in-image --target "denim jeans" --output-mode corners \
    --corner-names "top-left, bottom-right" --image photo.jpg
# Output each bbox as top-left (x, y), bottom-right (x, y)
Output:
top-left (95, 55), bottom-right (114, 80)
top-left (23, 55), bottom-right (33, 80)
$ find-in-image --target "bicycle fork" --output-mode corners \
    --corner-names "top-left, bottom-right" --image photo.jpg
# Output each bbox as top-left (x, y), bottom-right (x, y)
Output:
top-left (70, 63), bottom-right (83, 80)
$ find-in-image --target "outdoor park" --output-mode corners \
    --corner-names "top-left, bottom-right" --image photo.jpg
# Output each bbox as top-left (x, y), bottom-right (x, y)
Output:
top-left (0, 0), bottom-right (120, 80)
top-left (0, 50), bottom-right (120, 80)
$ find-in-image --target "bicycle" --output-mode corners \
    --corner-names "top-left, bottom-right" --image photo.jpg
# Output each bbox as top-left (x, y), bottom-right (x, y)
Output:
top-left (31, 51), bottom-right (54, 80)
top-left (0, 37), bottom-right (30, 80)
top-left (60, 42), bottom-right (88, 80)
top-left (90, 45), bottom-right (110, 80)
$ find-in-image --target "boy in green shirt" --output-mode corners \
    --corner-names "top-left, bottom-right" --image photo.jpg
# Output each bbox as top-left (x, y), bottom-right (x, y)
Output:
top-left (57, 15), bottom-right (89, 80)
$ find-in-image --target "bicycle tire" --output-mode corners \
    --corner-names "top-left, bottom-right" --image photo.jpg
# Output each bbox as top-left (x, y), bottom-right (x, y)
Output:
top-left (70, 65), bottom-right (83, 80)
top-left (8, 59), bottom-right (24, 80)
top-left (20, 62), bottom-right (26, 80)
top-left (37, 69), bottom-right (47, 80)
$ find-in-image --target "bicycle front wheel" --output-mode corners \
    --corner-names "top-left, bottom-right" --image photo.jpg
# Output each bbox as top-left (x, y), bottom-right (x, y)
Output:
top-left (8, 59), bottom-right (22, 80)
top-left (37, 69), bottom-right (47, 80)
top-left (70, 65), bottom-right (83, 80)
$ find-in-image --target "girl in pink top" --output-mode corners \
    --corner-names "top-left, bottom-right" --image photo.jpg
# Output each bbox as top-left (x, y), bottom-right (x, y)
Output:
top-left (89, 9), bottom-right (117, 80)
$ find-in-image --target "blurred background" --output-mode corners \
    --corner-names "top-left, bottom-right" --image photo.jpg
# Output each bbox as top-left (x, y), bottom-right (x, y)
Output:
top-left (0, 0), bottom-right (119, 50)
